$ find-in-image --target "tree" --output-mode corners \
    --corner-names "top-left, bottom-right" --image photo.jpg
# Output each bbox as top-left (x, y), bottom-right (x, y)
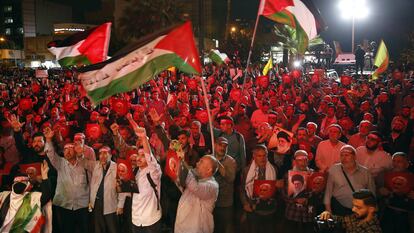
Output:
top-left (273, 25), bottom-right (324, 67)
top-left (400, 32), bottom-right (414, 66)
top-left (117, 0), bottom-right (184, 43)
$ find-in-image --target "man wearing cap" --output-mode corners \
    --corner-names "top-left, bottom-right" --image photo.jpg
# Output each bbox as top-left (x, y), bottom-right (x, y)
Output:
top-left (348, 120), bottom-right (373, 149)
top-left (306, 122), bottom-right (322, 149)
top-left (210, 115), bottom-right (246, 173)
top-left (324, 145), bottom-right (375, 216)
top-left (213, 137), bottom-right (237, 233)
top-left (356, 131), bottom-right (392, 180)
top-left (284, 150), bottom-right (320, 233)
top-left (79, 146), bottom-right (126, 233)
top-left (315, 124), bottom-right (346, 172)
top-left (43, 127), bottom-right (90, 233)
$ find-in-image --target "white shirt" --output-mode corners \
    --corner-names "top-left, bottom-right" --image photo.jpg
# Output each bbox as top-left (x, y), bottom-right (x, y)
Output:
top-left (356, 146), bottom-right (392, 178)
top-left (45, 142), bottom-right (89, 210)
top-left (131, 153), bottom-right (162, 227)
top-left (315, 140), bottom-right (346, 172)
top-left (175, 171), bottom-right (219, 233)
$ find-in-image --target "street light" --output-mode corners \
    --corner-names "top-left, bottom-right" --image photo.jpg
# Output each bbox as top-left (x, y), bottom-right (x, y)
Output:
top-left (0, 37), bottom-right (5, 42)
top-left (338, 0), bottom-right (369, 53)
top-left (231, 26), bottom-right (237, 33)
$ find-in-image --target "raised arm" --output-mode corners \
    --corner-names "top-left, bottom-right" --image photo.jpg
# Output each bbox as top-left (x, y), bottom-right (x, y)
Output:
top-left (43, 127), bottom-right (62, 170)
top-left (40, 160), bottom-right (52, 207)
top-left (185, 170), bottom-right (218, 200)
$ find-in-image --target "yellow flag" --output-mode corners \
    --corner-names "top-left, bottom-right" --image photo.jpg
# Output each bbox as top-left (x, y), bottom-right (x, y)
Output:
top-left (371, 40), bottom-right (389, 80)
top-left (263, 57), bottom-right (273, 75)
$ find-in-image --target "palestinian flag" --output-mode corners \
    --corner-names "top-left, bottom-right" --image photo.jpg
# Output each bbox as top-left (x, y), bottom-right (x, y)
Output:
top-left (259, 0), bottom-right (326, 54)
top-left (209, 49), bottom-right (230, 65)
top-left (48, 22), bottom-right (111, 67)
top-left (78, 21), bottom-right (201, 105)
top-left (371, 40), bottom-right (389, 80)
top-left (263, 56), bottom-right (273, 75)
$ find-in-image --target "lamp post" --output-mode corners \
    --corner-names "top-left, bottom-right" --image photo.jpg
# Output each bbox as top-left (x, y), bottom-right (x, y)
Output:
top-left (338, 0), bottom-right (369, 53)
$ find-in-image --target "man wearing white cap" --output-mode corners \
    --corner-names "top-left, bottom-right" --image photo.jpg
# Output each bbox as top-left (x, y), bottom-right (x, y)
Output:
top-left (315, 124), bottom-right (346, 172)
top-left (324, 145), bottom-right (375, 216)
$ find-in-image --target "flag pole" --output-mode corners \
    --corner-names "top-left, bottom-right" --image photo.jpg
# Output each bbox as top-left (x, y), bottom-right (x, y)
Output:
top-left (199, 76), bottom-right (215, 154)
top-left (241, 0), bottom-right (263, 92)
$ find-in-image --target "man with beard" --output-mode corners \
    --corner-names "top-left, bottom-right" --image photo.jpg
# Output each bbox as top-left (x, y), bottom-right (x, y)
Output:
top-left (348, 120), bottom-right (373, 149)
top-left (306, 122), bottom-right (322, 148)
top-left (315, 124), bottom-right (346, 172)
top-left (189, 120), bottom-right (212, 157)
top-left (240, 145), bottom-right (277, 233)
top-left (0, 161), bottom-right (51, 232)
top-left (383, 116), bottom-right (411, 154)
top-left (324, 145), bottom-right (375, 216)
top-left (356, 131), bottom-right (392, 180)
top-left (319, 104), bottom-right (338, 139)
top-left (8, 114), bottom-right (57, 191)
top-left (212, 137), bottom-right (237, 233)
top-left (270, 131), bottom-right (293, 179)
top-left (379, 152), bottom-right (414, 233)
top-left (44, 127), bottom-right (90, 233)
top-left (320, 189), bottom-right (382, 233)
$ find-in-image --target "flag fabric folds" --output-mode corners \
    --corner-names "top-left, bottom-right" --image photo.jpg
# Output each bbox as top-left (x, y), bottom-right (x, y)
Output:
top-left (24, 205), bottom-right (45, 233)
top-left (263, 57), bottom-right (273, 75)
top-left (78, 21), bottom-right (201, 105)
top-left (259, 0), bottom-right (325, 54)
top-left (209, 49), bottom-right (230, 65)
top-left (371, 40), bottom-right (389, 80)
top-left (48, 22), bottom-right (111, 67)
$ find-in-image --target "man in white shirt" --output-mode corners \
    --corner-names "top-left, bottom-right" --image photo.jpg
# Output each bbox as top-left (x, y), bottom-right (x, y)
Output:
top-left (130, 125), bottom-right (162, 233)
top-left (175, 155), bottom-right (219, 233)
top-left (315, 124), bottom-right (346, 172)
top-left (356, 131), bottom-right (392, 179)
top-left (44, 127), bottom-right (89, 233)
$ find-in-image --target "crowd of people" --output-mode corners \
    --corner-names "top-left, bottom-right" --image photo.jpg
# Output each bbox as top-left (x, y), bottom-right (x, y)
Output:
top-left (0, 59), bottom-right (413, 233)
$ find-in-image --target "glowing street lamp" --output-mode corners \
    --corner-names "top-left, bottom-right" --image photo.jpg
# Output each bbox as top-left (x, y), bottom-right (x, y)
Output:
top-left (0, 37), bottom-right (5, 42)
top-left (338, 0), bottom-right (369, 53)
top-left (231, 26), bottom-right (237, 33)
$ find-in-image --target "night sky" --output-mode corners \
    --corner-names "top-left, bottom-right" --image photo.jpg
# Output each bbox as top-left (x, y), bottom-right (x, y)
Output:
top-left (232, 0), bottom-right (414, 60)
top-left (49, 0), bottom-right (414, 60)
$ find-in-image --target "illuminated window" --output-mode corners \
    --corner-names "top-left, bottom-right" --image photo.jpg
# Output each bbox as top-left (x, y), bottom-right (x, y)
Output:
top-left (17, 27), bottom-right (24, 34)
top-left (5, 28), bottom-right (11, 35)
top-left (4, 6), bottom-right (12, 12)
top-left (4, 18), bottom-right (13, 24)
